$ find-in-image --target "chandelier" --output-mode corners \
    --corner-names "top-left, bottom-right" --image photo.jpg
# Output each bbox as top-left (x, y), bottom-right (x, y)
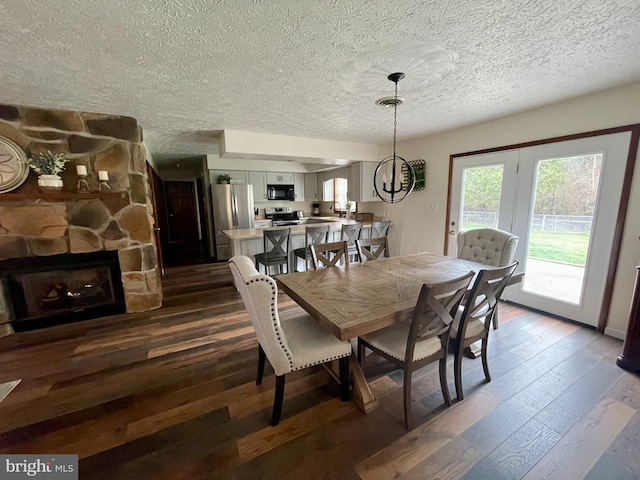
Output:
top-left (373, 72), bottom-right (415, 204)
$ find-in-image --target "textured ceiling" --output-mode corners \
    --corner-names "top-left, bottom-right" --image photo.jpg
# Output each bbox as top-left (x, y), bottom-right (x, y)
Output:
top-left (1, 0), bottom-right (639, 165)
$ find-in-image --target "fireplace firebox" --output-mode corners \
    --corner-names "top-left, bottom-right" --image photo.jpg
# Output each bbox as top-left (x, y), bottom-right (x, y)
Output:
top-left (0, 251), bottom-right (125, 331)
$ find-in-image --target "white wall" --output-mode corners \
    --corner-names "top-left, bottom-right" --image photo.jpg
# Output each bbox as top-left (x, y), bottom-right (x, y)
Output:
top-left (367, 81), bottom-right (640, 338)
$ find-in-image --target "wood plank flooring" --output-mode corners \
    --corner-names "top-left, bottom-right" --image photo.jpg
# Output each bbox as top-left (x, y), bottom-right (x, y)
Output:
top-left (0, 262), bottom-right (638, 479)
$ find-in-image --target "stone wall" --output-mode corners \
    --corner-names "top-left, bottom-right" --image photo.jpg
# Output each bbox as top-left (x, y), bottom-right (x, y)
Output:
top-left (0, 104), bottom-right (162, 335)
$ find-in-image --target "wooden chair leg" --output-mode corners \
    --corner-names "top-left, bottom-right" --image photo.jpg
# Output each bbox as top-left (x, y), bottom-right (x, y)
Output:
top-left (454, 345), bottom-right (464, 401)
top-left (339, 356), bottom-right (351, 401)
top-left (271, 374), bottom-right (286, 426)
top-left (403, 368), bottom-right (413, 430)
top-left (439, 355), bottom-right (452, 406)
top-left (481, 337), bottom-right (491, 382)
top-left (357, 340), bottom-right (366, 370)
top-left (256, 345), bottom-right (266, 385)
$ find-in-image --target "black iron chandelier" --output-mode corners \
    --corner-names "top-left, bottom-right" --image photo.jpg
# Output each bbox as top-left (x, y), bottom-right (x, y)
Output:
top-left (373, 72), bottom-right (415, 204)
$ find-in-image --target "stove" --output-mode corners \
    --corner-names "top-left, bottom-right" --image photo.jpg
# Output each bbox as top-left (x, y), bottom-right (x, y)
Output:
top-left (265, 207), bottom-right (303, 226)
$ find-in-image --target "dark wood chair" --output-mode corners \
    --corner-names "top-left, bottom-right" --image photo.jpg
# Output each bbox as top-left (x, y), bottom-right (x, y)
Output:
top-left (356, 237), bottom-right (390, 262)
top-left (450, 262), bottom-right (518, 400)
top-left (292, 224), bottom-right (330, 271)
top-left (358, 271), bottom-right (474, 429)
top-left (254, 228), bottom-right (291, 275)
top-left (310, 241), bottom-right (349, 269)
top-left (229, 255), bottom-right (351, 426)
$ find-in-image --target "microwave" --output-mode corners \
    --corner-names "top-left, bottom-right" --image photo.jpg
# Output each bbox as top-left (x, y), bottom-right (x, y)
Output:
top-left (267, 184), bottom-right (295, 201)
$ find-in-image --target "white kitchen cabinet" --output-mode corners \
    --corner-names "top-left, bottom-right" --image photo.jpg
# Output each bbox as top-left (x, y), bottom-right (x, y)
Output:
top-left (210, 170), bottom-right (248, 185)
top-left (249, 171), bottom-right (267, 201)
top-left (304, 173), bottom-right (319, 201)
top-left (266, 172), bottom-right (294, 184)
top-left (240, 238), bottom-right (263, 257)
top-left (293, 173), bottom-right (305, 201)
top-left (349, 162), bottom-right (380, 202)
top-left (322, 173), bottom-right (334, 201)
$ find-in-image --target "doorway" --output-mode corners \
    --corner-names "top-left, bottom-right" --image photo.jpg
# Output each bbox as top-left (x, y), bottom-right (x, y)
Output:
top-left (164, 180), bottom-right (211, 267)
top-left (448, 132), bottom-right (632, 327)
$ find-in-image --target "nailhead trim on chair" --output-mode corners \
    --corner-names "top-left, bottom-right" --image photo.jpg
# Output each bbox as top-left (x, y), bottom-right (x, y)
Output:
top-left (293, 352), bottom-right (351, 372)
top-left (248, 276), bottom-right (294, 370)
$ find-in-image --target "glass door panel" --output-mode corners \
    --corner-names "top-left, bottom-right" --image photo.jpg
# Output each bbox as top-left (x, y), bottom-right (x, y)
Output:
top-left (506, 132), bottom-right (631, 326)
top-left (460, 165), bottom-right (504, 230)
top-left (521, 154), bottom-right (602, 305)
top-left (447, 151), bottom-right (518, 257)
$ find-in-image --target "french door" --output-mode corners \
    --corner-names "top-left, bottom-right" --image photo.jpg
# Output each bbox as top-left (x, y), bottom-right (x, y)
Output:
top-left (448, 132), bottom-right (632, 326)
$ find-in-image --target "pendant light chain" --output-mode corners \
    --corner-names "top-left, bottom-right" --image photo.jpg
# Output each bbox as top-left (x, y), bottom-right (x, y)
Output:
top-left (393, 80), bottom-right (398, 160)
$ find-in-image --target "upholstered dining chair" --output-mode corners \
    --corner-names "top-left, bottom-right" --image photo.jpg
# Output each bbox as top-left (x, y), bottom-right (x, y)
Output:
top-left (456, 228), bottom-right (519, 329)
top-left (254, 228), bottom-right (291, 275)
top-left (450, 262), bottom-right (518, 401)
top-left (356, 237), bottom-right (390, 262)
top-left (310, 241), bottom-right (349, 269)
top-left (229, 255), bottom-right (351, 426)
top-left (358, 271), bottom-right (474, 430)
top-left (370, 221), bottom-right (391, 239)
top-left (292, 224), bottom-right (330, 271)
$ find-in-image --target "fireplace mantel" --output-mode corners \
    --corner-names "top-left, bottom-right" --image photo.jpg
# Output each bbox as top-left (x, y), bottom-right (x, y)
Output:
top-left (0, 102), bottom-right (163, 337)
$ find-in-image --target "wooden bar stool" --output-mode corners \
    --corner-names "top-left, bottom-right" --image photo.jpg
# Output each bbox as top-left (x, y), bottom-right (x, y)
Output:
top-left (341, 223), bottom-right (362, 263)
top-left (292, 224), bottom-right (330, 271)
top-left (254, 228), bottom-right (291, 275)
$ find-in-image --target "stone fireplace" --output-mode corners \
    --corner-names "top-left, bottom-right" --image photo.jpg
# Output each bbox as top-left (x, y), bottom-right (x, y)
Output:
top-left (0, 103), bottom-right (162, 336)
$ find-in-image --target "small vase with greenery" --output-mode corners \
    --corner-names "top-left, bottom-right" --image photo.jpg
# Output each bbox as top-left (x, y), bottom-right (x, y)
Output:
top-left (217, 174), bottom-right (231, 184)
top-left (26, 150), bottom-right (70, 192)
top-left (345, 200), bottom-right (353, 219)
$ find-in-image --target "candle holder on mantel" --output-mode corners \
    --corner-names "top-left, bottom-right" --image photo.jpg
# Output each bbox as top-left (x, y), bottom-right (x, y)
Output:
top-left (98, 170), bottom-right (111, 192)
top-left (75, 164), bottom-right (90, 192)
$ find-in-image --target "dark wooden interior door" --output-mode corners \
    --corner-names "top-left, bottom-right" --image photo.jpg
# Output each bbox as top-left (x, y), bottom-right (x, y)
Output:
top-left (165, 181), bottom-right (200, 243)
top-left (147, 163), bottom-right (166, 275)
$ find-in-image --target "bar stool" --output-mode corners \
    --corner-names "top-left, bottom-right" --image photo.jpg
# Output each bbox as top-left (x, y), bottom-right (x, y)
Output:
top-left (370, 221), bottom-right (391, 239)
top-left (254, 228), bottom-right (291, 275)
top-left (292, 224), bottom-right (330, 271)
top-left (341, 223), bottom-right (362, 263)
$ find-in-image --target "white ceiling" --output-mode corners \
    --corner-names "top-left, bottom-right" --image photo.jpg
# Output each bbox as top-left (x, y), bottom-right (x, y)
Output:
top-left (1, 0), bottom-right (639, 166)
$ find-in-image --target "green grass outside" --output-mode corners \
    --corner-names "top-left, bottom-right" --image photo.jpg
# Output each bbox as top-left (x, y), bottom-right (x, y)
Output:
top-left (462, 223), bottom-right (589, 266)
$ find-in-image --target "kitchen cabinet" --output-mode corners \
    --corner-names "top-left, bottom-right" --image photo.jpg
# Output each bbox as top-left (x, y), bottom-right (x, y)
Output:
top-left (349, 162), bottom-right (380, 202)
top-left (249, 171), bottom-right (267, 201)
top-left (266, 172), bottom-right (294, 184)
top-left (210, 170), bottom-right (248, 185)
top-left (304, 173), bottom-right (319, 201)
top-left (294, 173), bottom-right (305, 201)
top-left (321, 173), bottom-right (334, 201)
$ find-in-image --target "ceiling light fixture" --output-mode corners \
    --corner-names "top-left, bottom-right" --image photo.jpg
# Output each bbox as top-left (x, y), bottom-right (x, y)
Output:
top-left (373, 72), bottom-right (415, 204)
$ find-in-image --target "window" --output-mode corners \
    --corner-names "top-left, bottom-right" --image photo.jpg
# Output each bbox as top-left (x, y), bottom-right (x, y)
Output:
top-left (323, 178), bottom-right (356, 211)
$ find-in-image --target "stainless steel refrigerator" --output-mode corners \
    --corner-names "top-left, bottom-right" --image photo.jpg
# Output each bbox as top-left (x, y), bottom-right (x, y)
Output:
top-left (212, 184), bottom-right (255, 260)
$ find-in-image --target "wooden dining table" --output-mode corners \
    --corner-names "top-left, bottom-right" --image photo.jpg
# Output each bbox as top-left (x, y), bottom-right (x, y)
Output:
top-left (275, 252), bottom-right (523, 412)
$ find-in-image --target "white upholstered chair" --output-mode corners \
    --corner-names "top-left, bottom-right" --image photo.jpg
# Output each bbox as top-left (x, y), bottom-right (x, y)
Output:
top-left (229, 255), bottom-right (351, 426)
top-left (456, 228), bottom-right (519, 329)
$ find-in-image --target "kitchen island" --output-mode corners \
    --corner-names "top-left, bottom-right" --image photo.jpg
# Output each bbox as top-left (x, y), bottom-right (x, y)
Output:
top-left (223, 217), bottom-right (378, 267)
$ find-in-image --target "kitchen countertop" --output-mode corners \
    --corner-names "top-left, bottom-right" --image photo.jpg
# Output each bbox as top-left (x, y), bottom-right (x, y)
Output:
top-left (223, 217), bottom-right (369, 240)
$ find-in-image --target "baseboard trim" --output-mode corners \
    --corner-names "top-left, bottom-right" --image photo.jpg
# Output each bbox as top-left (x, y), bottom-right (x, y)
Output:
top-left (605, 327), bottom-right (626, 340)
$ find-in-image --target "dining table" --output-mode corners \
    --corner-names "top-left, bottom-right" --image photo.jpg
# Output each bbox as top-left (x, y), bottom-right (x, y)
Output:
top-left (275, 252), bottom-right (523, 413)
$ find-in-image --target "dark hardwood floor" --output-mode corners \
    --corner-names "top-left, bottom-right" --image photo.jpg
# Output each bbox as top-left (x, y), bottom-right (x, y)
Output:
top-left (0, 262), bottom-right (638, 479)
